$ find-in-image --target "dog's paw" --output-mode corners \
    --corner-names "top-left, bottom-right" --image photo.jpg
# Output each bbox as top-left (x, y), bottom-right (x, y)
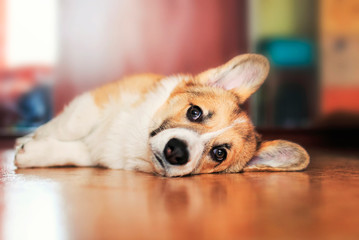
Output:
top-left (14, 138), bottom-right (50, 168)
top-left (15, 133), bottom-right (34, 150)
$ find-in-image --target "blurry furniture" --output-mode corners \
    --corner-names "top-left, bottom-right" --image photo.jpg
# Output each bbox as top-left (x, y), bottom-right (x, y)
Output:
top-left (249, 0), bottom-right (318, 128)
top-left (0, 67), bottom-right (53, 136)
top-left (253, 39), bottom-right (317, 128)
top-left (320, 0), bottom-right (359, 114)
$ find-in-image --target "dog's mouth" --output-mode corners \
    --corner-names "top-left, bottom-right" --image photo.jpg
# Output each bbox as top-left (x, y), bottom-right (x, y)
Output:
top-left (152, 152), bottom-right (167, 176)
top-left (154, 154), bottom-right (165, 168)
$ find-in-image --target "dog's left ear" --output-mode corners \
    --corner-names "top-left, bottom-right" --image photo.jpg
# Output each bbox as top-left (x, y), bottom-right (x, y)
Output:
top-left (243, 140), bottom-right (310, 172)
top-left (197, 54), bottom-right (270, 103)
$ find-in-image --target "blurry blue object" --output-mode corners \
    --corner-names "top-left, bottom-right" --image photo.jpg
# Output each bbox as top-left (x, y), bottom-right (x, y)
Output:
top-left (17, 86), bottom-right (53, 128)
top-left (259, 39), bottom-right (315, 68)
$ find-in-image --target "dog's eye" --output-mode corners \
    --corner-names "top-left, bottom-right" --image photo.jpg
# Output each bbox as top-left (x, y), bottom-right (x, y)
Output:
top-left (211, 147), bottom-right (227, 162)
top-left (186, 105), bottom-right (203, 122)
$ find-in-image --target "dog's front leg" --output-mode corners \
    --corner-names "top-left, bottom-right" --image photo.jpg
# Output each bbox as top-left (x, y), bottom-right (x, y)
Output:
top-left (15, 138), bottom-right (93, 168)
top-left (34, 93), bottom-right (102, 141)
top-left (14, 92), bottom-right (102, 168)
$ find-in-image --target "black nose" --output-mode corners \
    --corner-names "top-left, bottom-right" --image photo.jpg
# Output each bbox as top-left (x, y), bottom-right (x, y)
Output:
top-left (163, 138), bottom-right (189, 165)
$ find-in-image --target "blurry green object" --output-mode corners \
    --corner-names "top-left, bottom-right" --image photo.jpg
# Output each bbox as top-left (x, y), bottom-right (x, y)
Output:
top-left (255, 0), bottom-right (297, 37)
top-left (251, 0), bottom-right (316, 39)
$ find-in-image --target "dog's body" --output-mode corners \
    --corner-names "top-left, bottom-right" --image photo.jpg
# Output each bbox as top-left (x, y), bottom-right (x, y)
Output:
top-left (15, 54), bottom-right (309, 177)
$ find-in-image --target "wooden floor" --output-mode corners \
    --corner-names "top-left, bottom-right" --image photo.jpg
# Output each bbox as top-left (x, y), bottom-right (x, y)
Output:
top-left (0, 143), bottom-right (359, 240)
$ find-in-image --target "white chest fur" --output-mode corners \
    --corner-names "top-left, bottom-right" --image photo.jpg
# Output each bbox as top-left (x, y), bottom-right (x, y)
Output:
top-left (84, 76), bottom-right (182, 172)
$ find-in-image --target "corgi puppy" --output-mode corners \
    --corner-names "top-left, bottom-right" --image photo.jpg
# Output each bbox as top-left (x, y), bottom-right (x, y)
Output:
top-left (14, 54), bottom-right (309, 177)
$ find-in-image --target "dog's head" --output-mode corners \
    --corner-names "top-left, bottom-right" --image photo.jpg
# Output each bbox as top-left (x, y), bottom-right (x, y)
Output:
top-left (149, 54), bottom-right (309, 177)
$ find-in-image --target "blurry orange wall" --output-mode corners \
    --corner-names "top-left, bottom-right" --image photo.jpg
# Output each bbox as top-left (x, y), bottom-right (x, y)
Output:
top-left (56, 0), bottom-right (247, 112)
top-left (320, 0), bottom-right (359, 114)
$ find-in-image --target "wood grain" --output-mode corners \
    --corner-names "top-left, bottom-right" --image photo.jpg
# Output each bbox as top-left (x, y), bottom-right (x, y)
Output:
top-left (0, 147), bottom-right (358, 240)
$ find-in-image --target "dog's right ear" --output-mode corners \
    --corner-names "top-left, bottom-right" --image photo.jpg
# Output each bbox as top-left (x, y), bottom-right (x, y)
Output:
top-left (197, 54), bottom-right (270, 103)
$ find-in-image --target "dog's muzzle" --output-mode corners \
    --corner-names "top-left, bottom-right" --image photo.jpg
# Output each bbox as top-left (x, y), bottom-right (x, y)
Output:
top-left (149, 127), bottom-right (205, 176)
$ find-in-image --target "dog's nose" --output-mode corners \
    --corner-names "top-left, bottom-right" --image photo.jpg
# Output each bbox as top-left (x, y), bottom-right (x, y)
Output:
top-left (163, 138), bottom-right (189, 165)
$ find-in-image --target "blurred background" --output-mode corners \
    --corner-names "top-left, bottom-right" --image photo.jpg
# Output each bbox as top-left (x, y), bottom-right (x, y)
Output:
top-left (0, 0), bottom-right (358, 147)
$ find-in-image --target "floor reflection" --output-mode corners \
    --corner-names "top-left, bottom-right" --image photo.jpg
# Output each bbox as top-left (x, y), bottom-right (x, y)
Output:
top-left (1, 173), bottom-right (67, 240)
top-left (1, 148), bottom-right (358, 239)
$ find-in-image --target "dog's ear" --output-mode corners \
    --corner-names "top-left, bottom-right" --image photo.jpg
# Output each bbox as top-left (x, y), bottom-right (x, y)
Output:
top-left (197, 54), bottom-right (270, 103)
top-left (243, 140), bottom-right (310, 172)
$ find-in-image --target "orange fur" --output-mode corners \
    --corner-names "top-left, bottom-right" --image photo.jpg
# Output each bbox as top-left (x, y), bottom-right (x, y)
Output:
top-left (91, 73), bottom-right (164, 108)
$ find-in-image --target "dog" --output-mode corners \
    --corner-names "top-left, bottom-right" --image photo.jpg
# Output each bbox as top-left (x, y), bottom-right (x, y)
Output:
top-left (14, 54), bottom-right (309, 177)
